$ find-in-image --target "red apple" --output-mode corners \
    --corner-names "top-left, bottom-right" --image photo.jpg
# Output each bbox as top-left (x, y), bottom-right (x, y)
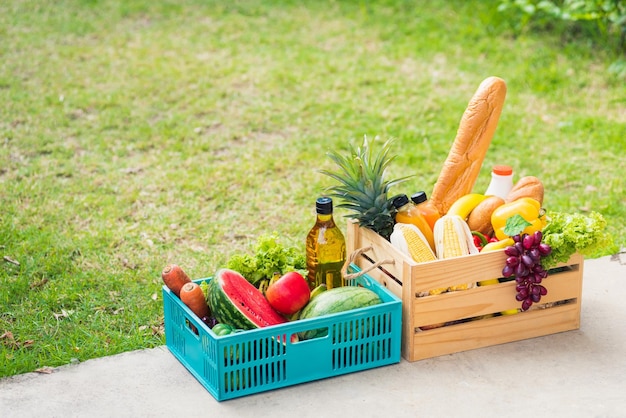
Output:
top-left (265, 271), bottom-right (311, 316)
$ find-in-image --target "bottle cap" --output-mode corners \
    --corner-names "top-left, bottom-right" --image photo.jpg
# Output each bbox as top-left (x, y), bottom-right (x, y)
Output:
top-left (411, 191), bottom-right (427, 205)
top-left (391, 194), bottom-right (410, 209)
top-left (316, 197), bottom-right (333, 214)
top-left (492, 165), bottom-right (513, 176)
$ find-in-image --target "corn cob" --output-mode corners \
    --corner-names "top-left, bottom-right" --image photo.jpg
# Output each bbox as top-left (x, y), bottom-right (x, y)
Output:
top-left (434, 214), bottom-right (479, 259)
top-left (390, 223), bottom-right (445, 296)
top-left (390, 223), bottom-right (436, 263)
top-left (433, 214), bottom-right (478, 291)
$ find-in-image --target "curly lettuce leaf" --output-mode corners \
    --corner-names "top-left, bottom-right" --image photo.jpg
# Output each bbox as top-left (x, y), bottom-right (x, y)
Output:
top-left (541, 211), bottom-right (616, 268)
top-left (225, 253), bottom-right (260, 283)
top-left (225, 233), bottom-right (307, 285)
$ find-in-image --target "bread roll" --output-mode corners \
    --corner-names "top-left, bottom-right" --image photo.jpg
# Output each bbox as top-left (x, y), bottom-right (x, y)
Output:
top-left (467, 196), bottom-right (505, 237)
top-left (506, 176), bottom-right (544, 204)
top-left (430, 77), bottom-right (507, 215)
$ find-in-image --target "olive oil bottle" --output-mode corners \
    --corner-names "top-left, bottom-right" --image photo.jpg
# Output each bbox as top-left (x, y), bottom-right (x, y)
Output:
top-left (306, 197), bottom-right (346, 290)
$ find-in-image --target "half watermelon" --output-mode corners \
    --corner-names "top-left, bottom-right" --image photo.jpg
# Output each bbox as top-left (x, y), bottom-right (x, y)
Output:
top-left (207, 268), bottom-right (288, 330)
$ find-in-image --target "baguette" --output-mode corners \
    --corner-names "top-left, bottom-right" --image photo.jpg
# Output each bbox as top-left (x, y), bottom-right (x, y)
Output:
top-left (430, 76), bottom-right (507, 215)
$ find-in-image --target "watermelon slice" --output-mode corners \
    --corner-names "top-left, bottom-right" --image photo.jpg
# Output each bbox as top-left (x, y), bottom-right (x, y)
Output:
top-left (207, 268), bottom-right (287, 330)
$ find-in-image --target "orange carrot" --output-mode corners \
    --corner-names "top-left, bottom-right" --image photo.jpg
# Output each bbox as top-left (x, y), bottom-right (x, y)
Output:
top-left (161, 264), bottom-right (191, 297)
top-left (180, 282), bottom-right (210, 320)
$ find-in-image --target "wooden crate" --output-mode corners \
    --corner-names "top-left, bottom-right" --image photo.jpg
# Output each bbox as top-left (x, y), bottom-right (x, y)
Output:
top-left (346, 220), bottom-right (584, 362)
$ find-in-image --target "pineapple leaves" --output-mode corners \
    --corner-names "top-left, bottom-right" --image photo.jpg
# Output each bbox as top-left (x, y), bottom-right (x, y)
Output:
top-left (319, 136), bottom-right (412, 240)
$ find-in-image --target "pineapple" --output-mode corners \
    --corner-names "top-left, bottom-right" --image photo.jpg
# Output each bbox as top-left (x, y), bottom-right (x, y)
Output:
top-left (320, 136), bottom-right (411, 241)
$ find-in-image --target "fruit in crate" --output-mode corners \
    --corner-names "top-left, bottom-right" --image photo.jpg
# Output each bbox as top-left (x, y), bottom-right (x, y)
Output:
top-left (446, 193), bottom-right (488, 220)
top-left (297, 286), bottom-right (382, 340)
top-left (321, 136), bottom-right (412, 241)
top-left (265, 271), bottom-right (311, 316)
top-left (501, 231), bottom-right (552, 311)
top-left (207, 268), bottom-right (287, 330)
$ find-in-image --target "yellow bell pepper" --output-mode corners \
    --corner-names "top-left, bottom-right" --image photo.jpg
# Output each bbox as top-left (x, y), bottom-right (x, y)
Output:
top-left (491, 197), bottom-right (546, 240)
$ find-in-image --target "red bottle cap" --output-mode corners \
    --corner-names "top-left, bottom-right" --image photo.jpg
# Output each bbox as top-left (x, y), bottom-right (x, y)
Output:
top-left (492, 165), bottom-right (513, 176)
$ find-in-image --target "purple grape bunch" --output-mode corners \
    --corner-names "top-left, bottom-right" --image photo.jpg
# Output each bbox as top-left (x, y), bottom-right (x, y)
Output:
top-left (501, 231), bottom-right (552, 311)
top-left (202, 316), bottom-right (219, 328)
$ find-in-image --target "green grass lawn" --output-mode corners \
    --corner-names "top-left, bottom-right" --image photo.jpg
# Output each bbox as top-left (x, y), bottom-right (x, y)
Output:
top-left (1, 0), bottom-right (624, 377)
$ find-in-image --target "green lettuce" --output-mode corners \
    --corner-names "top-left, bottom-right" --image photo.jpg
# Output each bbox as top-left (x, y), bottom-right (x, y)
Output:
top-left (225, 233), bottom-right (307, 285)
top-left (541, 211), bottom-right (616, 268)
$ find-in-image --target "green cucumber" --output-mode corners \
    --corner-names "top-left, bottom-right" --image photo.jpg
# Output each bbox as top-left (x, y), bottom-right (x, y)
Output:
top-left (211, 323), bottom-right (243, 336)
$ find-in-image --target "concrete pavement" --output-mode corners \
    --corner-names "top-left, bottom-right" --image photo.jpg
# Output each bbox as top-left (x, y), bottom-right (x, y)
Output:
top-left (1, 254), bottom-right (625, 418)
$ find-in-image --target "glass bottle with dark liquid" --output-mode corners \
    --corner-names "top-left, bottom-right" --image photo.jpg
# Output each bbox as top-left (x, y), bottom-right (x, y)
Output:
top-left (306, 197), bottom-right (346, 290)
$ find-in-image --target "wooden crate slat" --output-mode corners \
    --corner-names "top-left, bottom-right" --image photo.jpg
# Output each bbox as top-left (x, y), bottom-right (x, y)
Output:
top-left (411, 267), bottom-right (583, 327)
top-left (409, 250), bottom-right (507, 292)
top-left (408, 302), bottom-right (581, 361)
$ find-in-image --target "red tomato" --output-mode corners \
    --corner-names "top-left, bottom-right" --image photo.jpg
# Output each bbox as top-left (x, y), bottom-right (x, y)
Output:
top-left (265, 272), bottom-right (311, 316)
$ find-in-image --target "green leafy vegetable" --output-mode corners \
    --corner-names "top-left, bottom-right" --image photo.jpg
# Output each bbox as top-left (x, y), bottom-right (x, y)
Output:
top-left (541, 211), bottom-right (616, 268)
top-left (225, 233), bottom-right (307, 285)
top-left (199, 280), bottom-right (210, 302)
top-left (504, 214), bottom-right (532, 237)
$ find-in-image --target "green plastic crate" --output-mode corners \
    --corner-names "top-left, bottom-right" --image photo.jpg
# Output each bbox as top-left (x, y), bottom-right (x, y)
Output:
top-left (162, 267), bottom-right (402, 401)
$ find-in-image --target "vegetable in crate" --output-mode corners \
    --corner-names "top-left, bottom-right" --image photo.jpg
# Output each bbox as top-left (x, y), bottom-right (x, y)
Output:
top-left (320, 136), bottom-right (411, 241)
top-left (207, 268), bottom-right (287, 330)
top-left (211, 323), bottom-right (243, 336)
top-left (540, 210), bottom-right (615, 269)
top-left (161, 264), bottom-right (191, 297)
top-left (431, 214), bottom-right (478, 293)
top-left (210, 324), bottom-right (249, 366)
top-left (491, 197), bottom-right (546, 240)
top-left (390, 223), bottom-right (436, 263)
top-left (471, 230), bottom-right (493, 251)
top-left (225, 233), bottom-right (307, 286)
top-left (180, 282), bottom-right (211, 321)
top-left (433, 215), bottom-right (479, 260)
